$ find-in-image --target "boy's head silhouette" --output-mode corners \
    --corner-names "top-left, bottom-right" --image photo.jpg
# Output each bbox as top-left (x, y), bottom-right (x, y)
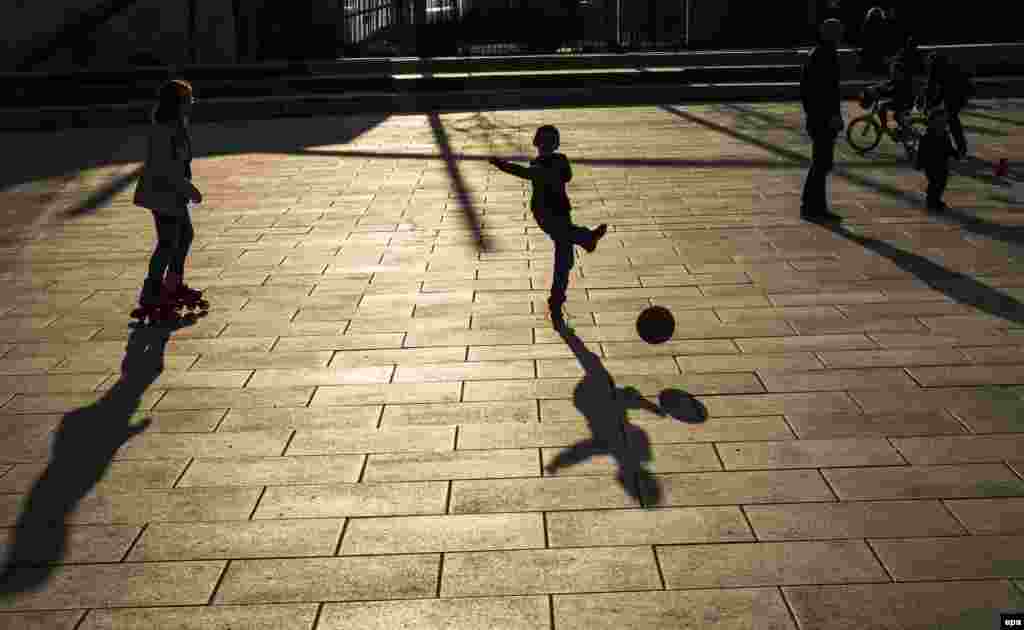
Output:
top-left (533, 125), bottom-right (560, 155)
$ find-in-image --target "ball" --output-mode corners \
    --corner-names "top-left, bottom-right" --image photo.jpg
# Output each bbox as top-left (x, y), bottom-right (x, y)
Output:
top-left (636, 305), bottom-right (675, 344)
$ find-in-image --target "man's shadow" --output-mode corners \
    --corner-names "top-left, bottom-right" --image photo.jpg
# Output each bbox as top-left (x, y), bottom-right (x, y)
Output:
top-left (0, 317), bottom-right (194, 597)
top-left (545, 326), bottom-right (707, 507)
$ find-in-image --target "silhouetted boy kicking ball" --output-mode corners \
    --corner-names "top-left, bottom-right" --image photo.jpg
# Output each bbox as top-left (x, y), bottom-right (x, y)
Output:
top-left (489, 125), bottom-right (607, 330)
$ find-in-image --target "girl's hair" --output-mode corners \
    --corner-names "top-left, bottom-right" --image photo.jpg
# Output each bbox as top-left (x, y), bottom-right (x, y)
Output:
top-left (153, 79), bottom-right (194, 124)
top-left (535, 125), bottom-right (560, 148)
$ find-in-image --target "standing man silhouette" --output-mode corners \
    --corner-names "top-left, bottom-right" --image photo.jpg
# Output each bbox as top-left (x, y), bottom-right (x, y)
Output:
top-left (800, 18), bottom-right (845, 223)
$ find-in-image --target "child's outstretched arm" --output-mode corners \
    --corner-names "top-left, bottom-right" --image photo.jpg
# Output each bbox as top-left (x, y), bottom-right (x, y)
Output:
top-left (489, 157), bottom-right (532, 180)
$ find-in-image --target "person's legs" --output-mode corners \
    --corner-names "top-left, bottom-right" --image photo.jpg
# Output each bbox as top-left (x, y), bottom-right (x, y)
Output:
top-left (164, 208), bottom-right (194, 294)
top-left (140, 211), bottom-right (182, 305)
top-left (802, 128), bottom-right (836, 217)
top-left (549, 237), bottom-right (574, 326)
top-left (948, 104), bottom-right (967, 156)
top-left (925, 160), bottom-right (949, 207)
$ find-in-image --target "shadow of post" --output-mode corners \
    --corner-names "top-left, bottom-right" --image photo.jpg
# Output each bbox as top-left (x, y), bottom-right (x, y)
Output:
top-left (547, 326), bottom-right (666, 506)
top-left (0, 317), bottom-right (195, 597)
top-left (426, 111), bottom-right (492, 253)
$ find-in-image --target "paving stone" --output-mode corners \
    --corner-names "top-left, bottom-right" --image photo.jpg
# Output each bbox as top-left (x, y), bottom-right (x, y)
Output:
top-left (784, 410), bottom-right (968, 438)
top-left (450, 475), bottom-right (637, 513)
top-left (123, 408), bottom-right (227, 433)
top-left (218, 405), bottom-right (380, 431)
top-left (214, 555), bottom-right (438, 604)
top-left (192, 351), bottom-right (333, 370)
top-left (311, 382), bottom-right (461, 405)
top-left (959, 345), bottom-right (1024, 364)
top-left (908, 364), bottom-right (1024, 387)
top-left (178, 455), bottom-right (364, 487)
top-left (364, 449), bottom-right (537, 482)
top-left (126, 519), bottom-right (344, 561)
top-left (698, 392), bottom-right (860, 417)
top-left (0, 524), bottom-right (140, 565)
top-left (547, 506), bottom-right (752, 547)
top-left (441, 546), bottom-right (661, 597)
top-left (155, 387), bottom-right (313, 410)
top-left (944, 498), bottom-right (1024, 535)
top-left (272, 333), bottom-right (405, 352)
top-left (890, 434), bottom-right (1024, 464)
top-left (675, 352), bottom-right (823, 374)
top-left (0, 561), bottom-right (225, 610)
top-left (734, 334), bottom-right (878, 353)
top-left (783, 580), bottom-right (1024, 630)
top-left (0, 460), bottom-right (186, 494)
top-left (288, 425), bottom-right (454, 455)
top-left (0, 611), bottom-right (85, 630)
top-left (599, 339), bottom-right (739, 358)
top-left (658, 540), bottom-right (888, 588)
top-left (870, 535), bottom-right (1024, 580)
top-left (115, 430), bottom-right (291, 460)
top-left (44, 487), bottom-right (264, 525)
top-left (553, 589), bottom-right (796, 630)
top-left (816, 347), bottom-right (970, 368)
top-left (718, 437), bottom-right (905, 469)
top-left (78, 603), bottom-right (319, 630)
top-left (744, 500), bottom-right (965, 540)
top-left (655, 470), bottom-right (835, 507)
top-left (822, 464), bottom-right (1024, 500)
top-left (254, 481), bottom-right (447, 519)
top-left (381, 400), bottom-right (536, 425)
top-left (341, 512), bottom-right (543, 555)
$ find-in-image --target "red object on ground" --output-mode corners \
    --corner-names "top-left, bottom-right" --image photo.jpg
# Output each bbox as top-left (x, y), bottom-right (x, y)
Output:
top-left (996, 158), bottom-right (1010, 177)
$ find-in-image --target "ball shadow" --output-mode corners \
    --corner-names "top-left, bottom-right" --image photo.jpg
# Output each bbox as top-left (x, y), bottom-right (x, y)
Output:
top-left (658, 389), bottom-right (708, 424)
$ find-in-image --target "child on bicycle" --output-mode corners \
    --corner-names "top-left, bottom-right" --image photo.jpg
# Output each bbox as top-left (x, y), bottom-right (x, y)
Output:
top-left (916, 106), bottom-right (958, 212)
top-left (874, 61), bottom-right (915, 138)
top-left (489, 125), bottom-right (607, 330)
top-left (132, 79), bottom-right (204, 314)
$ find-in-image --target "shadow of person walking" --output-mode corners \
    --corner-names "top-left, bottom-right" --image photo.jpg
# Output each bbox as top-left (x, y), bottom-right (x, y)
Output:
top-left (0, 317), bottom-right (195, 597)
top-left (545, 326), bottom-right (666, 507)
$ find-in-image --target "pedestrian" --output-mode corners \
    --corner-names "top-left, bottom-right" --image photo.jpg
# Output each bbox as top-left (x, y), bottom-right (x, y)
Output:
top-left (800, 18), bottom-right (845, 222)
top-left (925, 53), bottom-right (973, 159)
top-left (916, 105), bottom-right (959, 212)
top-left (132, 79), bottom-right (204, 316)
top-left (489, 125), bottom-right (608, 330)
top-left (858, 7), bottom-right (889, 75)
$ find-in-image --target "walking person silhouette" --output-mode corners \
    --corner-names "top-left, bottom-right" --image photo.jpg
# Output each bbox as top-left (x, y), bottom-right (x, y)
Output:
top-left (545, 326), bottom-right (664, 505)
top-left (489, 125), bottom-right (607, 330)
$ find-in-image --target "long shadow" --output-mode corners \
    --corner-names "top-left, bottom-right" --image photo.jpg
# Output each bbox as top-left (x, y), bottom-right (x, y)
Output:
top-left (1, 111), bottom-right (390, 234)
top-left (659, 104), bottom-right (929, 207)
top-left (0, 317), bottom-right (194, 597)
top-left (426, 112), bottom-right (492, 253)
top-left (722, 102), bottom-right (1019, 187)
top-left (817, 221), bottom-right (1024, 323)
top-left (963, 109), bottom-right (1024, 128)
top-left (15, 0), bottom-right (145, 72)
top-left (298, 148), bottom-right (909, 170)
top-left (546, 327), bottom-right (707, 506)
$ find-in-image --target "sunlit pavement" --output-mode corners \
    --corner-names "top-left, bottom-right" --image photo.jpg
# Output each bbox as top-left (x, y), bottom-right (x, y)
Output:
top-left (1, 99), bottom-right (1024, 629)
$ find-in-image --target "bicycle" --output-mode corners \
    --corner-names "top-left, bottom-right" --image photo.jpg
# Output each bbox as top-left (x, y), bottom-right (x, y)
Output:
top-left (846, 89), bottom-right (930, 161)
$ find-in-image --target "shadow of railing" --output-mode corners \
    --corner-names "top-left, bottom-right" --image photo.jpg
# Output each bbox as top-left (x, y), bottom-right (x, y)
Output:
top-left (0, 317), bottom-right (195, 597)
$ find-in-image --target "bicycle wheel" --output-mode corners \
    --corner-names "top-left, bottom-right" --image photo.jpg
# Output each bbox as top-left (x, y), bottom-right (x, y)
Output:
top-left (846, 116), bottom-right (882, 153)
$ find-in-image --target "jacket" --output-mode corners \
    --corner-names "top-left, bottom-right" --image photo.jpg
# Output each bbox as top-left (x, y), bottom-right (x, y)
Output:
top-left (800, 42), bottom-right (841, 130)
top-left (494, 152), bottom-right (573, 220)
top-left (917, 126), bottom-right (957, 170)
top-left (133, 111), bottom-right (196, 216)
top-left (926, 65), bottom-right (974, 110)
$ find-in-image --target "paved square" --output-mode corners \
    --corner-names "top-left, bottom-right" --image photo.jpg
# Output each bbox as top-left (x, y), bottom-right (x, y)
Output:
top-left (2, 99), bottom-right (1024, 628)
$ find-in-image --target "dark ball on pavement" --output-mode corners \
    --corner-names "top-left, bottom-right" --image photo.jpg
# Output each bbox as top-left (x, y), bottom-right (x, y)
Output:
top-left (637, 305), bottom-right (675, 344)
